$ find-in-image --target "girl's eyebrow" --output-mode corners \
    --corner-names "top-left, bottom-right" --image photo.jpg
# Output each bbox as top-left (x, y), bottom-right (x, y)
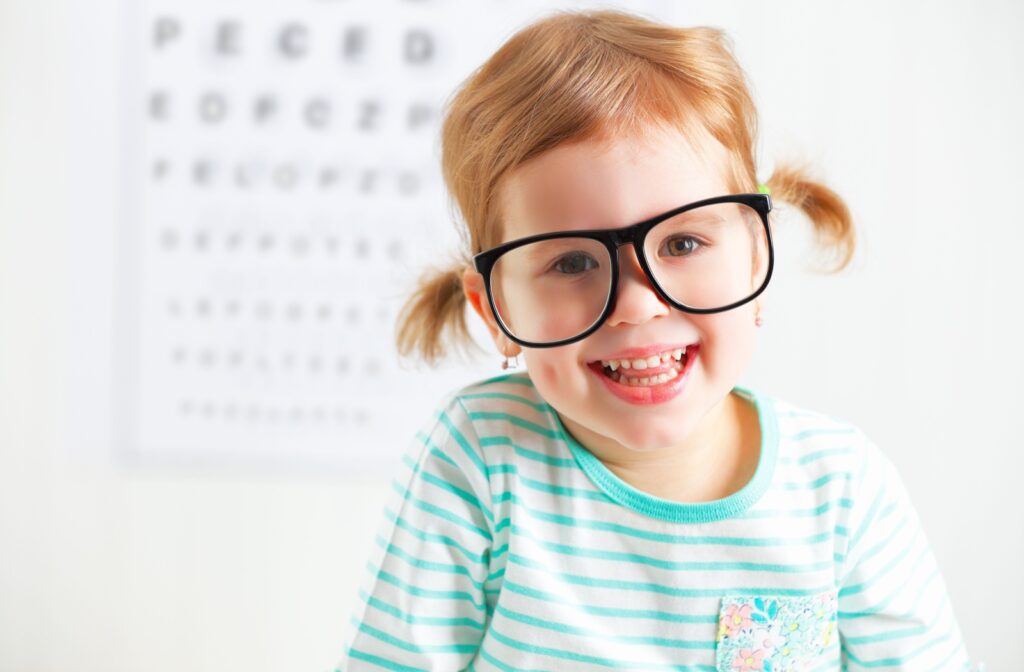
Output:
top-left (672, 210), bottom-right (725, 225)
top-left (502, 231), bottom-right (597, 254)
top-left (511, 194), bottom-right (734, 242)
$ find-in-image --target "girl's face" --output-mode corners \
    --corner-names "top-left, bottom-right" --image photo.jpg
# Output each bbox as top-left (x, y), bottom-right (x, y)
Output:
top-left (463, 125), bottom-right (760, 464)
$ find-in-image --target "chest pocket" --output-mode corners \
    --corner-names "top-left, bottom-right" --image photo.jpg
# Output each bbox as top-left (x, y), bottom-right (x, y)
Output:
top-left (715, 588), bottom-right (838, 672)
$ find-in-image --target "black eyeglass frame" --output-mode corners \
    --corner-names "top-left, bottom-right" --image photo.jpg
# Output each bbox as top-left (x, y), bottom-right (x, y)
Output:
top-left (472, 192), bottom-right (775, 349)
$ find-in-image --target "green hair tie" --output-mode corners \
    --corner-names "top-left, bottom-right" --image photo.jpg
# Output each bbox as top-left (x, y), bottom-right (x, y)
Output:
top-left (757, 183), bottom-right (771, 195)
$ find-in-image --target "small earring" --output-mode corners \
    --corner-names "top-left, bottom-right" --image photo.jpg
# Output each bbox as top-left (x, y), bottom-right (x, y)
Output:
top-left (755, 314), bottom-right (763, 327)
top-left (501, 348), bottom-right (520, 369)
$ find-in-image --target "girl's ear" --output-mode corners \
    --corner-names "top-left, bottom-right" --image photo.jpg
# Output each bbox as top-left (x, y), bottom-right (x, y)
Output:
top-left (462, 267), bottom-right (514, 353)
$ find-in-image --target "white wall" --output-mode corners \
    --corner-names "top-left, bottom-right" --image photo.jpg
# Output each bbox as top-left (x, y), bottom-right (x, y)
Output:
top-left (1, 1), bottom-right (1021, 670)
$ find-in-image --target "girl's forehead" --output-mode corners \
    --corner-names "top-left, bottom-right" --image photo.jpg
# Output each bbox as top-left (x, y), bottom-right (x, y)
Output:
top-left (496, 128), bottom-right (731, 240)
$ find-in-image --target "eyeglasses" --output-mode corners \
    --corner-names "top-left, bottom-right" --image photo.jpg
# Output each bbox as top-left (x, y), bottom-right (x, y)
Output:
top-left (472, 192), bottom-right (774, 348)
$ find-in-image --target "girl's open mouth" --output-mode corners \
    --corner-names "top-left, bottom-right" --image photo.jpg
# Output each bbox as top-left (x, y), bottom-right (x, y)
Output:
top-left (586, 345), bottom-right (699, 405)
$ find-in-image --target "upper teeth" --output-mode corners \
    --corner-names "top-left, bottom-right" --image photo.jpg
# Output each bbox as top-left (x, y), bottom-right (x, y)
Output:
top-left (600, 348), bottom-right (686, 371)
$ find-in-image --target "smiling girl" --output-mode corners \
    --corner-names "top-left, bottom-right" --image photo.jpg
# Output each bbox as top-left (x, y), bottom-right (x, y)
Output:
top-left (337, 9), bottom-right (975, 671)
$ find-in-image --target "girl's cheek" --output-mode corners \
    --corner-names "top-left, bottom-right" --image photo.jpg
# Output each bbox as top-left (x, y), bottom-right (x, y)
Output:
top-left (537, 359), bottom-right (563, 390)
top-left (531, 357), bottom-right (574, 395)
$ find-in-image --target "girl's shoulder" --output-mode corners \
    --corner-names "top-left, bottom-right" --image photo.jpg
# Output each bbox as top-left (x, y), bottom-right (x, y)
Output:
top-left (769, 394), bottom-right (865, 438)
top-left (422, 371), bottom-right (560, 458)
top-left (751, 387), bottom-right (884, 477)
top-left (443, 371), bottom-right (550, 414)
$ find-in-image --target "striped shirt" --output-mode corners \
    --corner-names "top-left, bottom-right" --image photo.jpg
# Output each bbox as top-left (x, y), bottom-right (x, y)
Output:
top-left (337, 371), bottom-right (974, 671)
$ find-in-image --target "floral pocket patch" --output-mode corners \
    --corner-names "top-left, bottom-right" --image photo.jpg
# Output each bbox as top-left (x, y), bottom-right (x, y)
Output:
top-left (715, 588), bottom-right (838, 671)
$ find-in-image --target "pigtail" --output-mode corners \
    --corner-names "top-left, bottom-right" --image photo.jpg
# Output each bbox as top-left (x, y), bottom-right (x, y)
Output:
top-left (394, 257), bottom-right (484, 369)
top-left (764, 162), bottom-right (856, 273)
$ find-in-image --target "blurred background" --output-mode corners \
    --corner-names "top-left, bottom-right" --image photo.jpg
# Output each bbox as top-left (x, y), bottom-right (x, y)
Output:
top-left (1, 0), bottom-right (1020, 670)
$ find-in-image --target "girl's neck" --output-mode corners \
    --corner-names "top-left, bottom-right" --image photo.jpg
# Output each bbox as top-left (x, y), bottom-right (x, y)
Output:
top-left (579, 391), bottom-right (761, 504)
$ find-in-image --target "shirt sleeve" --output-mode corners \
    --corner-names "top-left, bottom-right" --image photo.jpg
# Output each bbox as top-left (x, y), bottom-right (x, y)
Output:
top-left (837, 434), bottom-right (975, 671)
top-left (336, 394), bottom-right (495, 672)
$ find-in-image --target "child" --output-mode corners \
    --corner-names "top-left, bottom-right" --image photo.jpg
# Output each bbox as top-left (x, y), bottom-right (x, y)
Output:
top-left (337, 9), bottom-right (976, 671)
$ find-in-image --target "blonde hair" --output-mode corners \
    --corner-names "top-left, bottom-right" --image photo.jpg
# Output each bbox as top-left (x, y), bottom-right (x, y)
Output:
top-left (395, 9), bottom-right (855, 368)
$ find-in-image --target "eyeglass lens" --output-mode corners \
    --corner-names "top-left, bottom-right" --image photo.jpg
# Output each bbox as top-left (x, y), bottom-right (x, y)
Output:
top-left (489, 201), bottom-right (769, 344)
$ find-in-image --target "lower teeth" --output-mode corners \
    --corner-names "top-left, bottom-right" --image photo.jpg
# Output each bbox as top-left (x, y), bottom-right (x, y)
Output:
top-left (604, 357), bottom-right (686, 386)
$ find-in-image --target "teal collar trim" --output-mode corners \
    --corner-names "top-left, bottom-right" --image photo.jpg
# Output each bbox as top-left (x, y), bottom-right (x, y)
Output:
top-left (554, 385), bottom-right (778, 524)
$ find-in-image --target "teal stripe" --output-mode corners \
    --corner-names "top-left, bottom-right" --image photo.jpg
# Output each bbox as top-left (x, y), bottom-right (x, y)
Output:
top-left (504, 491), bottom-right (833, 547)
top-left (440, 404), bottom-right (491, 486)
top-left (467, 410), bottom-right (561, 439)
top-left (841, 505), bottom-right (906, 588)
top-left (487, 465), bottom-right (614, 501)
top-left (492, 491), bottom-right (513, 504)
top-left (844, 480), bottom-right (890, 576)
top-left (375, 536), bottom-right (495, 592)
top-left (843, 589), bottom-right (951, 645)
top-left (516, 471), bottom-right (611, 501)
top-left (479, 461), bottom-right (613, 501)
top-left (478, 435), bottom-right (576, 468)
top-left (840, 521), bottom-right (919, 599)
top-left (842, 622), bottom-right (957, 668)
top-left (926, 640), bottom-right (968, 672)
top-left (409, 438), bottom-right (458, 468)
top-left (493, 461), bottom-right (851, 498)
top-left (459, 391), bottom-right (551, 413)
top-left (775, 409), bottom-right (840, 422)
top-left (855, 446), bottom-right (870, 483)
top-left (383, 507), bottom-right (488, 565)
top-left (368, 562), bottom-right (487, 612)
top-left (358, 589), bottom-right (485, 630)
top-left (510, 443), bottom-right (576, 468)
top-left (510, 523), bottom-right (832, 573)
top-left (502, 578), bottom-right (716, 623)
top-left (478, 641), bottom-right (551, 672)
top-left (487, 621), bottom-right (714, 671)
top-left (785, 427), bottom-right (859, 441)
top-left (390, 480), bottom-right (491, 541)
top-left (778, 446), bottom-right (856, 465)
top-left (778, 471), bottom-right (853, 490)
top-left (356, 619), bottom-right (480, 655)
top-left (507, 552), bottom-right (834, 598)
top-left (839, 502), bottom-right (898, 566)
top-left (346, 647), bottom-right (427, 672)
top-left (477, 647), bottom-right (513, 672)
top-left (739, 497), bottom-right (855, 519)
top-left (838, 546), bottom-right (935, 619)
top-left (420, 467), bottom-right (492, 522)
top-left (403, 450), bottom-right (496, 525)
top-left (493, 602), bottom-right (712, 650)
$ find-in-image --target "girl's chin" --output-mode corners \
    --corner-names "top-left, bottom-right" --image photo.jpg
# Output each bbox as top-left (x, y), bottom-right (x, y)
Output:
top-left (558, 408), bottom-right (687, 451)
top-left (606, 432), bottom-right (694, 454)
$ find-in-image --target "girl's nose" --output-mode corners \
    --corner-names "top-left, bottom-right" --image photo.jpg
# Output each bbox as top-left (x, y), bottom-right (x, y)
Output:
top-left (604, 245), bottom-right (671, 328)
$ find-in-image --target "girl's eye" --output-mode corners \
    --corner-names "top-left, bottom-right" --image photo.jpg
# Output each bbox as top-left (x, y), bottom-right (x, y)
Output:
top-left (552, 252), bottom-right (598, 275)
top-left (661, 236), bottom-right (703, 257)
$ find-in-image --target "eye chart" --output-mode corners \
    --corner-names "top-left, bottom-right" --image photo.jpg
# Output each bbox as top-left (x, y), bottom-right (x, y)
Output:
top-left (113, 0), bottom-right (674, 471)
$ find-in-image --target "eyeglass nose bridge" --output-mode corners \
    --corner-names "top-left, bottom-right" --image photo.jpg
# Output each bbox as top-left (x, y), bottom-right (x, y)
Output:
top-left (605, 219), bottom-right (648, 249)
top-left (602, 221), bottom-right (672, 313)
top-left (604, 221), bottom-right (655, 282)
